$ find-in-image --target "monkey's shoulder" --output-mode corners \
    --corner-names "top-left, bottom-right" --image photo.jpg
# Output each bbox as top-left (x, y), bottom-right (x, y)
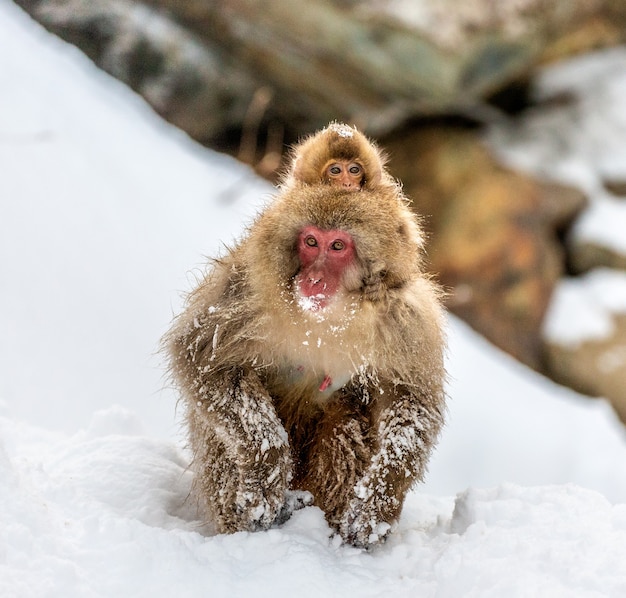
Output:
top-left (369, 280), bottom-right (446, 356)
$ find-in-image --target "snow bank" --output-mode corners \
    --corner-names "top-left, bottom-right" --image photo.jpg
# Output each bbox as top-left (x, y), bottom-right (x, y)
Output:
top-left (426, 318), bottom-right (626, 504)
top-left (3, 1), bottom-right (626, 595)
top-left (3, 406), bottom-right (626, 598)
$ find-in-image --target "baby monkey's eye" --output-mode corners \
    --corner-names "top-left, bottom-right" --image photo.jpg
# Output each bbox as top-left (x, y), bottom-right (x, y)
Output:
top-left (328, 164), bottom-right (342, 176)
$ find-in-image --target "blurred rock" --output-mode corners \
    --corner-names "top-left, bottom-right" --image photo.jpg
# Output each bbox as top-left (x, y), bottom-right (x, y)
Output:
top-left (13, 0), bottom-right (261, 143)
top-left (603, 179), bottom-right (626, 196)
top-left (569, 179), bottom-right (626, 274)
top-left (570, 241), bottom-right (626, 274)
top-left (14, 0), bottom-right (626, 143)
top-left (540, 12), bottom-right (626, 64)
top-left (544, 314), bottom-right (626, 422)
top-left (386, 125), bottom-right (587, 369)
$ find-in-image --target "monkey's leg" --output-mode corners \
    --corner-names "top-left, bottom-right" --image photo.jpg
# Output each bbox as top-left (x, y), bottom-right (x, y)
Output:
top-left (338, 390), bottom-right (444, 548)
top-left (297, 399), bottom-right (372, 532)
top-left (188, 371), bottom-right (293, 534)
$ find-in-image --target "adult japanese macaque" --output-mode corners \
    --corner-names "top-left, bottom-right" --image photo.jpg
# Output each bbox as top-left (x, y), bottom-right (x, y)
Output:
top-left (283, 122), bottom-right (395, 191)
top-left (164, 168), bottom-right (446, 548)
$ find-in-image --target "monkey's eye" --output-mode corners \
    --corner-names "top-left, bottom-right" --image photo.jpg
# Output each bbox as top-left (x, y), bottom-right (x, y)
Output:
top-left (305, 236), bottom-right (318, 247)
top-left (331, 240), bottom-right (345, 251)
top-left (328, 164), bottom-right (342, 176)
top-left (348, 164), bottom-right (362, 175)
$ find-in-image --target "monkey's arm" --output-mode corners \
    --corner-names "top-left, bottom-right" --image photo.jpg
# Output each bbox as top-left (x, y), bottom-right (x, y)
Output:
top-left (187, 368), bottom-right (293, 533)
top-left (335, 287), bottom-right (446, 547)
top-left (339, 382), bottom-right (445, 548)
top-left (167, 290), bottom-right (293, 533)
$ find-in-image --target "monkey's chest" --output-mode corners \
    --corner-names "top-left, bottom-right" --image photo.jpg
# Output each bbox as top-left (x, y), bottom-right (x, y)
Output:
top-left (263, 297), bottom-right (375, 403)
top-left (274, 361), bottom-right (353, 397)
top-left (268, 336), bottom-right (367, 405)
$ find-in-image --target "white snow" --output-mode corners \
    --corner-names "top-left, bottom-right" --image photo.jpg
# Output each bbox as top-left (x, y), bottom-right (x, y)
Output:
top-left (544, 269), bottom-right (626, 347)
top-left (3, 1), bottom-right (626, 595)
top-left (327, 122), bottom-right (355, 138)
top-left (0, 1), bottom-right (269, 438)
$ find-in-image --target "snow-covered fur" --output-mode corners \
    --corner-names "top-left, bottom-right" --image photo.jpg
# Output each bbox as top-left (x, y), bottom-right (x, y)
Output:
top-left (164, 183), bottom-right (446, 548)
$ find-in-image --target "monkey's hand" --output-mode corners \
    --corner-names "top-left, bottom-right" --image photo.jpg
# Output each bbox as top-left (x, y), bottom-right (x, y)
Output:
top-left (362, 259), bottom-right (387, 302)
top-left (274, 489), bottom-right (314, 526)
top-left (339, 395), bottom-right (443, 548)
top-left (191, 370), bottom-right (293, 534)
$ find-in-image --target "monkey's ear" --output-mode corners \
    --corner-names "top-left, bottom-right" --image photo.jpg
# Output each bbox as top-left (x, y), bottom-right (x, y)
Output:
top-left (359, 144), bottom-right (386, 189)
top-left (363, 165), bottom-right (382, 189)
top-left (287, 133), bottom-right (330, 186)
top-left (291, 155), bottom-right (318, 185)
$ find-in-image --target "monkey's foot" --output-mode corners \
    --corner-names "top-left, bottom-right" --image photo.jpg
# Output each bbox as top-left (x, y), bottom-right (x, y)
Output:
top-left (273, 489), bottom-right (314, 526)
top-left (337, 476), bottom-right (400, 548)
top-left (199, 424), bottom-right (293, 534)
top-left (231, 453), bottom-right (294, 532)
top-left (232, 488), bottom-right (286, 532)
top-left (338, 505), bottom-right (394, 549)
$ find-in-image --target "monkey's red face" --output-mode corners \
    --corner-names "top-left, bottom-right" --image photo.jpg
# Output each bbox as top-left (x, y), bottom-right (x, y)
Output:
top-left (296, 225), bottom-right (356, 311)
top-left (323, 160), bottom-right (364, 190)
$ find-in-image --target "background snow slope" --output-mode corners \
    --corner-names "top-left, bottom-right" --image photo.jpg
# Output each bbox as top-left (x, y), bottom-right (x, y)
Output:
top-left (2, 2), bottom-right (626, 596)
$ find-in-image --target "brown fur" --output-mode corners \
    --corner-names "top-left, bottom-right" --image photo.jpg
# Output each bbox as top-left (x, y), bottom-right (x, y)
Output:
top-left (164, 181), bottom-right (446, 548)
top-left (282, 122), bottom-right (394, 191)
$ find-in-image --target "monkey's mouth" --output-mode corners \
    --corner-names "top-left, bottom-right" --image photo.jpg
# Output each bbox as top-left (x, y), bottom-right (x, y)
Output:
top-left (297, 292), bottom-right (328, 312)
top-left (296, 272), bottom-right (338, 312)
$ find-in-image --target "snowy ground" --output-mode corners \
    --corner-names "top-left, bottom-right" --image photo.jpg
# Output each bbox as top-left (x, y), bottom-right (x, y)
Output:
top-left (2, 2), bottom-right (626, 596)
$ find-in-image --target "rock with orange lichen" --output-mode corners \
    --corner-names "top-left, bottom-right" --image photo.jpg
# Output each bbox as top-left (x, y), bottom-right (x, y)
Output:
top-left (386, 126), bottom-right (586, 369)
